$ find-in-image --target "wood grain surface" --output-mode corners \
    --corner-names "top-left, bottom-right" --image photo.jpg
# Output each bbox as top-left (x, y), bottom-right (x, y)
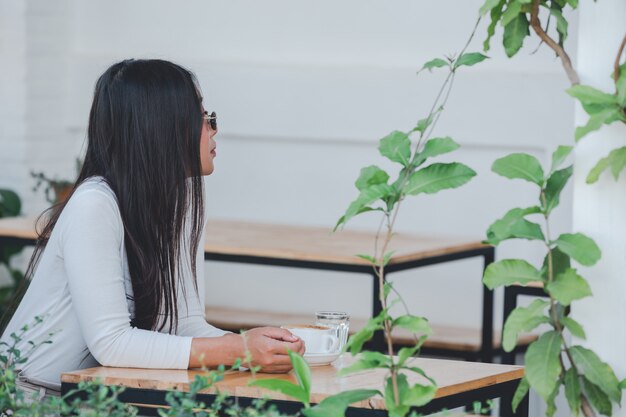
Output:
top-left (61, 356), bottom-right (523, 410)
top-left (0, 217), bottom-right (488, 266)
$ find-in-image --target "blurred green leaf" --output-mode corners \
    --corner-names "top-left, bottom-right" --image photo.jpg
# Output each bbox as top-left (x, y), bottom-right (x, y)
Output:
top-left (544, 165), bottom-right (573, 214)
top-left (479, 0), bottom-right (503, 16)
top-left (397, 345), bottom-right (420, 367)
top-left (334, 206), bottom-right (384, 231)
top-left (512, 377), bottom-right (530, 413)
top-left (571, 346), bottom-right (621, 403)
top-left (379, 131), bottom-right (412, 167)
top-left (561, 317), bottom-right (586, 340)
top-left (483, 0), bottom-right (507, 51)
top-left (554, 233), bottom-right (601, 266)
top-left (355, 166), bottom-right (390, 192)
top-left (549, 5), bottom-right (568, 44)
top-left (541, 247), bottom-right (571, 280)
top-left (0, 189), bottom-right (21, 217)
top-left (502, 299), bottom-right (550, 352)
top-left (567, 85), bottom-right (618, 107)
top-left (290, 350), bottom-right (311, 402)
top-left (586, 147), bottom-right (626, 184)
top-left (574, 107), bottom-right (624, 142)
top-left (454, 52), bottom-right (489, 69)
top-left (546, 268), bottom-right (592, 306)
top-left (564, 368), bottom-right (581, 417)
top-left (412, 137), bottom-right (460, 168)
top-left (418, 58), bottom-right (448, 74)
top-left (503, 13), bottom-right (530, 57)
top-left (303, 389), bottom-right (380, 417)
top-left (525, 331), bottom-right (562, 402)
top-left (356, 254), bottom-right (377, 264)
top-left (485, 206), bottom-right (544, 245)
top-left (404, 163), bottom-right (476, 195)
top-left (550, 145), bottom-right (574, 173)
top-left (344, 315), bottom-right (385, 355)
top-left (392, 315), bottom-right (432, 336)
top-left (501, 1), bottom-right (522, 27)
top-left (386, 373), bottom-right (436, 415)
top-left (483, 259), bottom-right (543, 289)
top-left (582, 376), bottom-right (612, 416)
top-left (337, 352), bottom-right (391, 376)
top-left (341, 184), bottom-right (394, 227)
top-left (492, 153), bottom-right (544, 185)
top-left (249, 378), bottom-right (308, 406)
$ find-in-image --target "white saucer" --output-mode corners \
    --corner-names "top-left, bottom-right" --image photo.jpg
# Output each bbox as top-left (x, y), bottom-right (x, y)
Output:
top-left (303, 351), bottom-right (341, 366)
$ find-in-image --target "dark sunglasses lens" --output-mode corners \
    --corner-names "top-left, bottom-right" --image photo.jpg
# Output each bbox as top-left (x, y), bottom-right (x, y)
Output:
top-left (210, 112), bottom-right (217, 130)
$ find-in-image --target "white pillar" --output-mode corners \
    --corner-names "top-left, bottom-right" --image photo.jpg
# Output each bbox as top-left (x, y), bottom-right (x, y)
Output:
top-left (573, 2), bottom-right (626, 415)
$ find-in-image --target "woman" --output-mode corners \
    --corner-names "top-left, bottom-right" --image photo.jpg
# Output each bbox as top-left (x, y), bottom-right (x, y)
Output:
top-left (0, 59), bottom-right (304, 397)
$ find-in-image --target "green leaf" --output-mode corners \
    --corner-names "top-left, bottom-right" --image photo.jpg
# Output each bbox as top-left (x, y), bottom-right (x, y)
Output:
top-left (561, 317), bottom-right (587, 340)
top-left (570, 346), bottom-right (621, 403)
top-left (418, 58), bottom-right (448, 74)
top-left (404, 163), bottom-right (476, 195)
top-left (554, 233), bottom-right (601, 266)
top-left (619, 378), bottom-right (626, 390)
top-left (382, 251), bottom-right (394, 266)
top-left (412, 137), bottom-right (460, 168)
top-left (356, 254), bottom-right (377, 264)
top-left (0, 189), bottom-right (21, 217)
top-left (525, 331), bottom-right (562, 402)
top-left (355, 166), bottom-right (390, 191)
top-left (454, 52), bottom-right (489, 69)
top-left (575, 107), bottom-right (624, 141)
top-left (541, 247), bottom-right (571, 280)
top-left (379, 131), bottom-right (412, 167)
top-left (545, 268), bottom-right (592, 306)
top-left (567, 85), bottom-right (618, 107)
top-left (388, 373), bottom-right (436, 411)
top-left (503, 13), bottom-right (530, 58)
top-left (492, 153), bottom-right (544, 185)
top-left (344, 316), bottom-right (385, 355)
top-left (564, 368), bottom-right (582, 417)
top-left (582, 377), bottom-right (613, 416)
top-left (383, 282), bottom-right (393, 299)
top-left (392, 315), bottom-right (432, 336)
top-left (337, 351), bottom-right (391, 376)
top-left (512, 377), bottom-right (530, 412)
top-left (303, 389), bottom-right (380, 417)
top-left (549, 5), bottom-right (569, 44)
top-left (586, 147), bottom-right (626, 184)
top-left (249, 379), bottom-right (308, 405)
top-left (502, 299), bottom-right (550, 352)
top-left (483, 259), bottom-right (543, 290)
top-left (566, 0), bottom-right (578, 7)
top-left (412, 111), bottom-right (439, 134)
top-left (290, 350), bottom-right (312, 401)
top-left (334, 207), bottom-right (384, 231)
top-left (544, 165), bottom-right (573, 214)
top-left (479, 0), bottom-right (503, 15)
top-left (342, 184), bottom-right (394, 226)
top-left (485, 206), bottom-right (544, 245)
top-left (483, 0), bottom-right (507, 52)
top-left (546, 382), bottom-right (561, 417)
top-left (501, 1), bottom-right (523, 27)
top-left (550, 145), bottom-right (574, 173)
top-left (397, 345), bottom-right (420, 367)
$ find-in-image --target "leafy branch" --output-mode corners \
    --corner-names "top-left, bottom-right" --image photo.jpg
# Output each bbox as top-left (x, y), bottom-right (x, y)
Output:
top-left (484, 147), bottom-right (622, 417)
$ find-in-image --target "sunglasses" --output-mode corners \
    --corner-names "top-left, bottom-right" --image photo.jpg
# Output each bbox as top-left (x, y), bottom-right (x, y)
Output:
top-left (202, 111), bottom-right (217, 131)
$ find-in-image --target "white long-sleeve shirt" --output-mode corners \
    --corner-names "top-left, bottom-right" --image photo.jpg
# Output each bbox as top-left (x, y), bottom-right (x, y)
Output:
top-left (1, 176), bottom-right (226, 390)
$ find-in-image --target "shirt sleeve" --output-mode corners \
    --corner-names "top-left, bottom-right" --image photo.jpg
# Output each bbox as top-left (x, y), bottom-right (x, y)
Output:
top-left (60, 189), bottom-right (193, 369)
top-left (174, 214), bottom-right (229, 338)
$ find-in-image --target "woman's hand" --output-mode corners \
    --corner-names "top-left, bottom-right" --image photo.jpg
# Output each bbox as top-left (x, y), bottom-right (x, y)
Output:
top-left (242, 327), bottom-right (305, 373)
top-left (189, 327), bottom-right (305, 373)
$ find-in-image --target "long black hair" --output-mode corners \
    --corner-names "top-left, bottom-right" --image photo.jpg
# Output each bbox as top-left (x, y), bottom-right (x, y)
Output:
top-left (5, 59), bottom-right (206, 333)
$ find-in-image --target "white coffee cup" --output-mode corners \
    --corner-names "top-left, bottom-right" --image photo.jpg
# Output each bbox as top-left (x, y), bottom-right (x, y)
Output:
top-left (282, 324), bottom-right (339, 354)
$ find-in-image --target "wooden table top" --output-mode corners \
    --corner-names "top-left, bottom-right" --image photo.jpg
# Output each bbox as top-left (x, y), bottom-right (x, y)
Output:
top-left (0, 217), bottom-right (488, 266)
top-left (61, 356), bottom-right (523, 411)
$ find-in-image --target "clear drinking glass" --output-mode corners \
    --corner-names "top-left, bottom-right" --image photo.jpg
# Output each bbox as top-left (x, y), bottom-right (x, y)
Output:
top-left (315, 311), bottom-right (350, 352)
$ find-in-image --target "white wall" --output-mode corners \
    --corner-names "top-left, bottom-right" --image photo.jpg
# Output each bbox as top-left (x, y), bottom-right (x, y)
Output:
top-left (572, 1), bottom-right (626, 416)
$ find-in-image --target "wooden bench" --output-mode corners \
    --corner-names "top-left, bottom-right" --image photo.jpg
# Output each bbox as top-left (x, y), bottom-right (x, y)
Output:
top-left (205, 306), bottom-right (537, 356)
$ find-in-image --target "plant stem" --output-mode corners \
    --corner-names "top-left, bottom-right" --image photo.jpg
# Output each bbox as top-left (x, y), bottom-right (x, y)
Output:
top-left (541, 193), bottom-right (596, 417)
top-left (614, 33), bottom-right (626, 83)
top-left (529, 0), bottom-right (580, 85)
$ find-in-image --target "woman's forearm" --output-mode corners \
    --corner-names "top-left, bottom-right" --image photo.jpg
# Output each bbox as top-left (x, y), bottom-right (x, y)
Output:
top-left (188, 333), bottom-right (244, 369)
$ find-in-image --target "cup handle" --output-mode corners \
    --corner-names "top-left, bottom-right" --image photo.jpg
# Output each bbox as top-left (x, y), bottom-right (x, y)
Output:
top-left (324, 335), bottom-right (339, 353)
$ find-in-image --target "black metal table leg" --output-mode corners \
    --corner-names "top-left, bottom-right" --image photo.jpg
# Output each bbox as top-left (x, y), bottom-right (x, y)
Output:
top-left (480, 247), bottom-right (495, 363)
